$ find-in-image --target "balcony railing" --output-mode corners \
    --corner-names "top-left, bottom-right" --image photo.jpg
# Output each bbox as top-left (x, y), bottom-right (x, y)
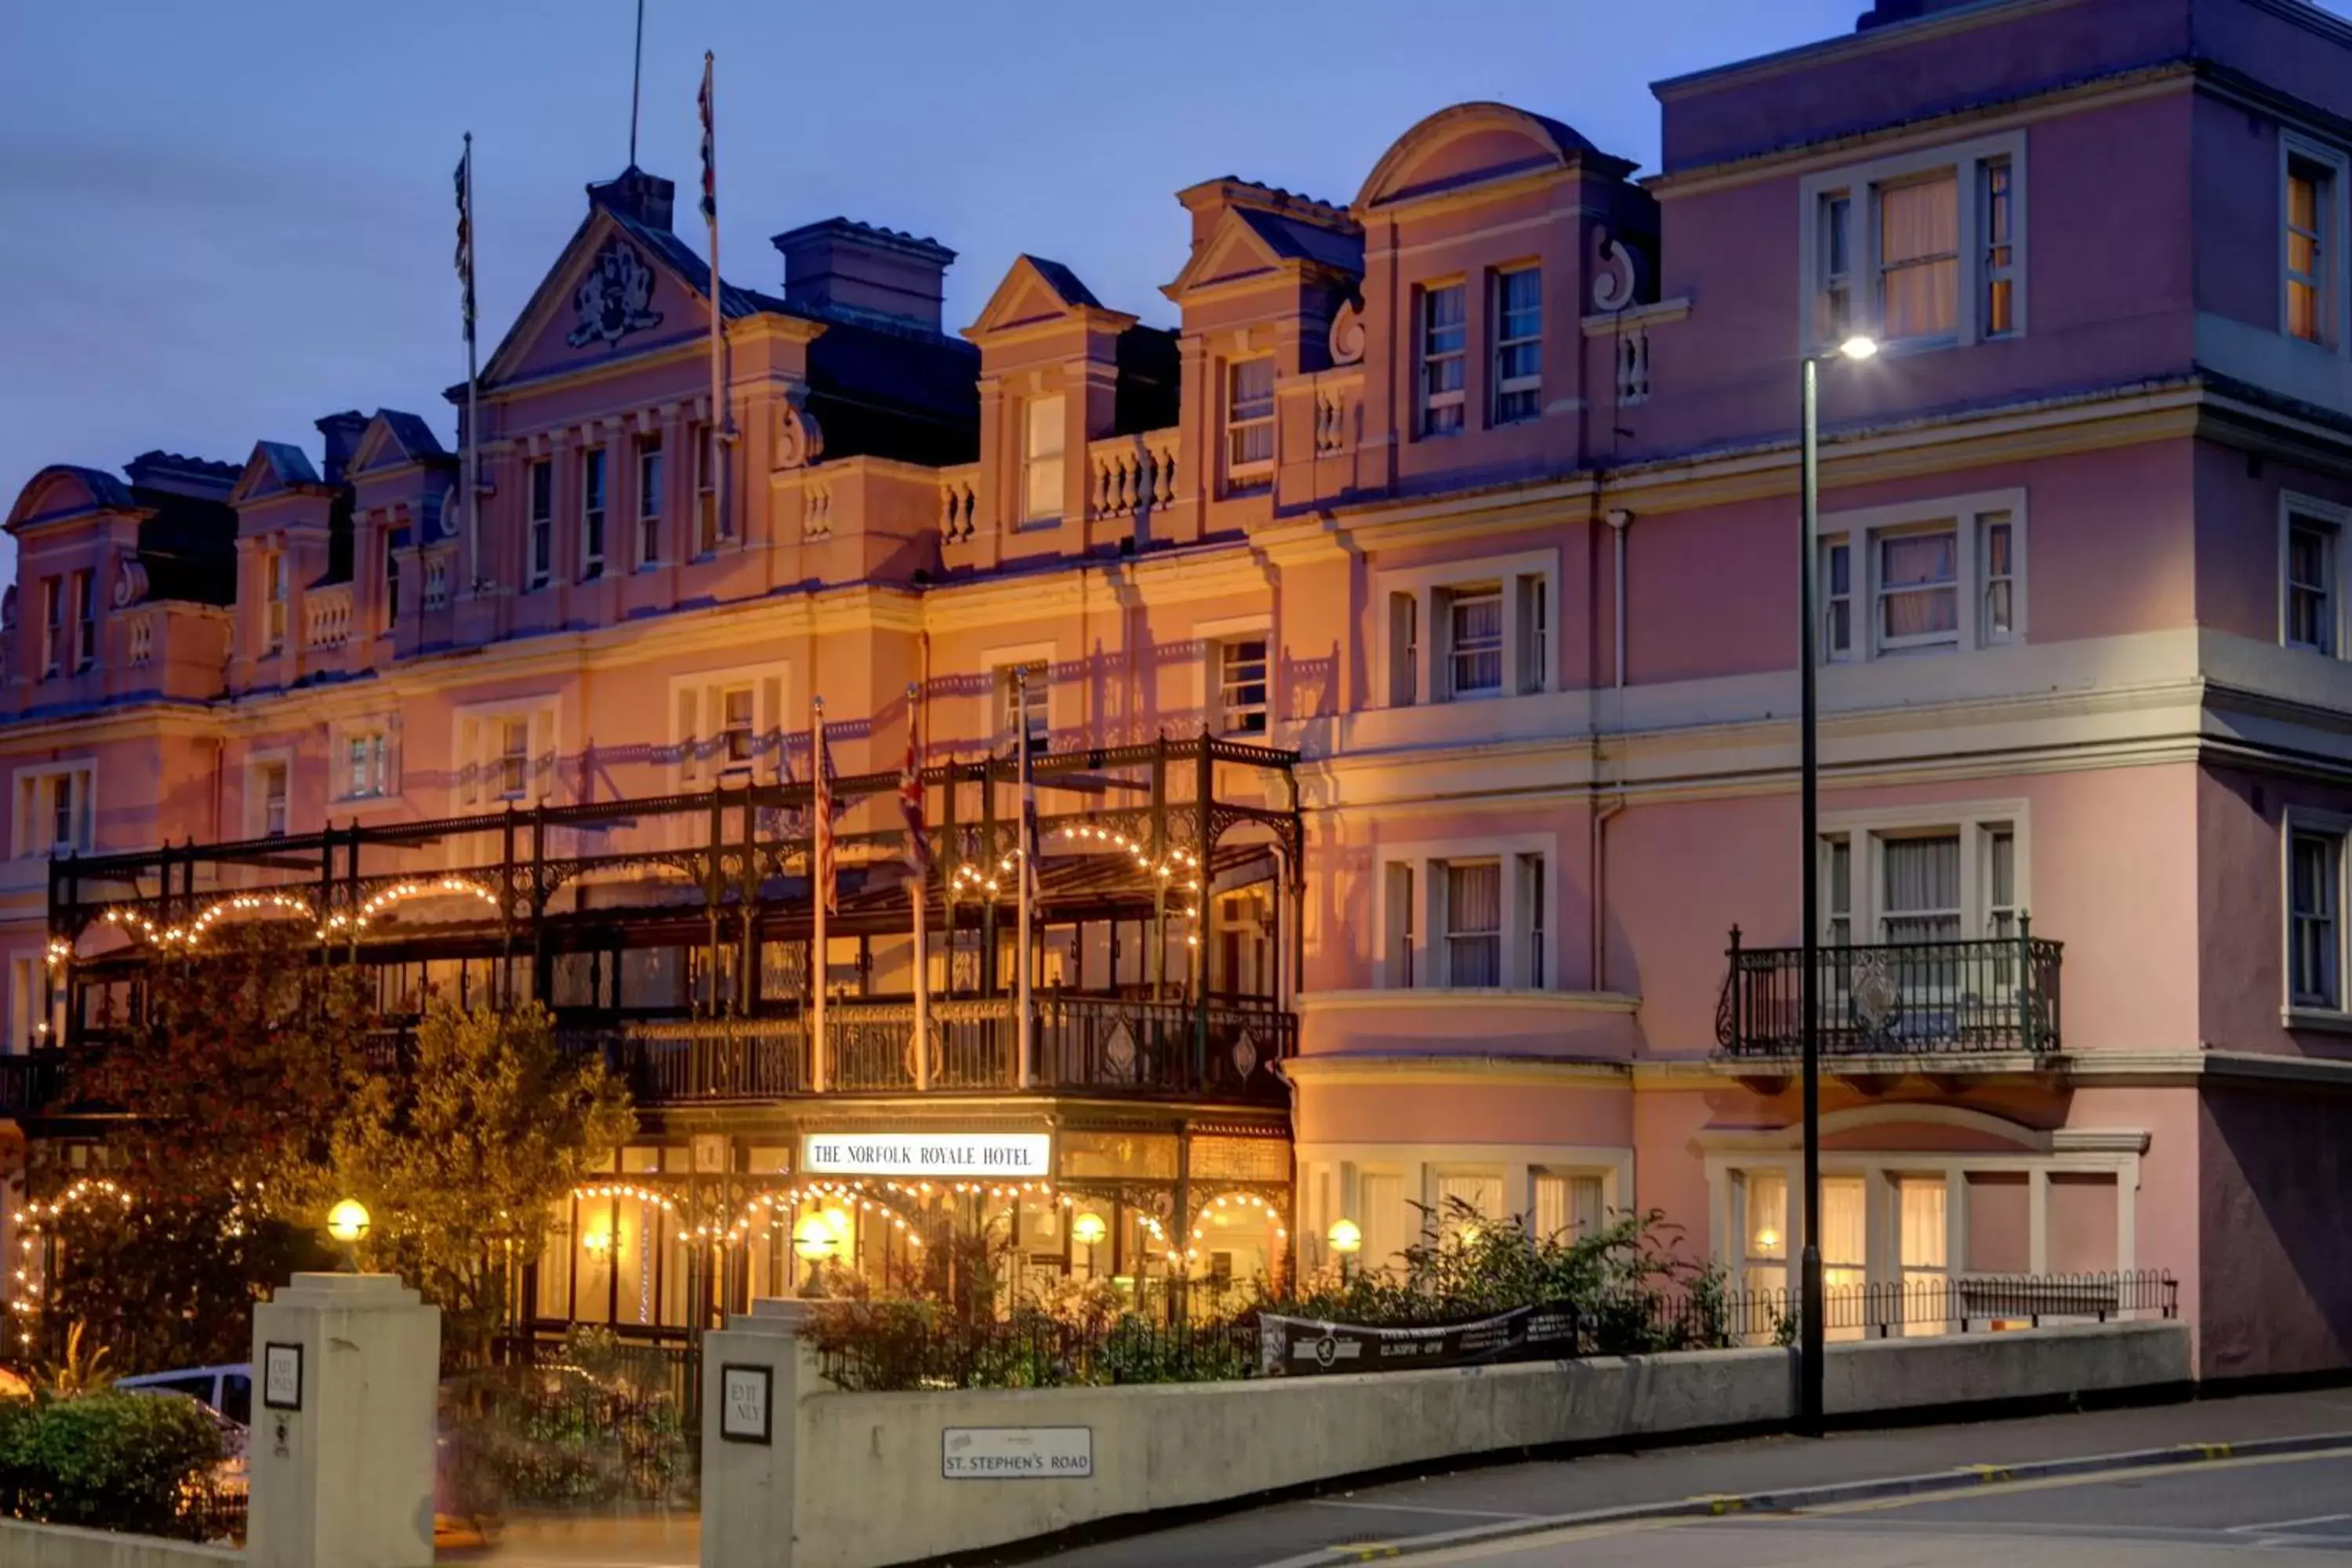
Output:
top-left (0, 1053), bottom-right (66, 1120)
top-left (1715, 924), bottom-right (2062, 1058)
top-left (561, 994), bottom-right (1294, 1107)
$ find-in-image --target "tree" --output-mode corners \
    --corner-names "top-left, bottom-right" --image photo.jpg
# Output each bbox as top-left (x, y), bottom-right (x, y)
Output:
top-left (34, 926), bottom-right (365, 1368)
top-left (332, 998), bottom-right (633, 1367)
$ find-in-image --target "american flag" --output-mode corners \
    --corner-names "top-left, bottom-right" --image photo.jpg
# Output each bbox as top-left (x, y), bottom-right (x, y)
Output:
top-left (812, 710), bottom-right (838, 916)
top-left (696, 55), bottom-right (717, 226)
top-left (899, 691), bottom-right (931, 877)
top-left (452, 136), bottom-right (475, 340)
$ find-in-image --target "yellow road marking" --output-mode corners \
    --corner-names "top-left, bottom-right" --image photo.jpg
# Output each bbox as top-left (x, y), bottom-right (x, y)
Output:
top-left (1793, 1444), bottom-right (2352, 1518)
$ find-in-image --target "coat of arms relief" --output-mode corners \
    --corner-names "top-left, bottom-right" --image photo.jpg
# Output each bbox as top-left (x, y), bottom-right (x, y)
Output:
top-left (568, 238), bottom-right (664, 348)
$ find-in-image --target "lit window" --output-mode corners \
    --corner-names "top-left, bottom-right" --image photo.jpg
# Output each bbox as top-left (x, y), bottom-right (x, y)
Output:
top-left (528, 459), bottom-right (554, 589)
top-left (1981, 160), bottom-right (2016, 337)
top-left (1897, 1177), bottom-right (1948, 1336)
top-left (2291, 831), bottom-right (2340, 1009)
top-left (260, 761), bottom-right (289, 839)
top-left (1225, 361), bottom-right (1275, 488)
top-left (1875, 527), bottom-right (1959, 653)
top-left (1000, 662), bottom-right (1048, 753)
top-left (1218, 639), bottom-right (1268, 735)
top-left (636, 434), bottom-right (664, 568)
top-left (1534, 1171), bottom-right (1600, 1240)
top-left (1879, 173), bottom-right (1959, 342)
top-left (1022, 396), bottom-right (1065, 524)
top-left (2288, 154), bottom-right (2332, 347)
top-left (497, 717), bottom-right (531, 799)
top-left (581, 448), bottom-right (607, 581)
top-left (1740, 1171), bottom-right (1788, 1298)
top-left (1443, 860), bottom-right (1501, 987)
top-left (1492, 268), bottom-right (1542, 424)
top-left (1417, 282), bottom-right (1466, 437)
top-left (721, 686), bottom-right (756, 763)
top-left (2288, 516), bottom-right (2336, 654)
top-left (1446, 588), bottom-right (1504, 696)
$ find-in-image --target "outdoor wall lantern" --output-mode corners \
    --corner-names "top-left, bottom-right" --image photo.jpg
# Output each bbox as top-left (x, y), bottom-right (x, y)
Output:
top-left (792, 1214), bottom-right (839, 1261)
top-left (1071, 1212), bottom-right (1109, 1247)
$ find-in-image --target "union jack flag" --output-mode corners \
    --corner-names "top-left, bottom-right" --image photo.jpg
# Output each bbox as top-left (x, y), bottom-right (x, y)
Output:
top-left (899, 691), bottom-right (931, 877)
top-left (812, 710), bottom-right (839, 916)
top-left (696, 55), bottom-right (717, 226)
top-left (452, 136), bottom-right (475, 340)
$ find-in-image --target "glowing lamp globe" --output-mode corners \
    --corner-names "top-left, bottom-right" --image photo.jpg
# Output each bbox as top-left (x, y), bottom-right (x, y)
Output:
top-left (326, 1200), bottom-right (371, 1244)
top-left (793, 1214), bottom-right (838, 1261)
top-left (1326, 1218), bottom-right (1363, 1256)
top-left (1071, 1212), bottom-right (1108, 1247)
top-left (1838, 334), bottom-right (1880, 361)
top-left (820, 1207), bottom-right (853, 1241)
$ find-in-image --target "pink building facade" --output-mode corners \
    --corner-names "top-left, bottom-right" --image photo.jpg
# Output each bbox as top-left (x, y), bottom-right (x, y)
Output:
top-left (5, 0), bottom-right (2352, 1376)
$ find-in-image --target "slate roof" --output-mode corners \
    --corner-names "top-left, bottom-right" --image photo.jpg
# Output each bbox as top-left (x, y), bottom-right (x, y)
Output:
top-left (1234, 208), bottom-right (1366, 276)
top-left (1020, 256), bottom-right (1103, 310)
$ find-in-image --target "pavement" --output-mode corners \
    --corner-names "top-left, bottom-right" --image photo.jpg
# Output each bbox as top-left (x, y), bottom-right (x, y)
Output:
top-left (437, 1385), bottom-right (2352, 1567)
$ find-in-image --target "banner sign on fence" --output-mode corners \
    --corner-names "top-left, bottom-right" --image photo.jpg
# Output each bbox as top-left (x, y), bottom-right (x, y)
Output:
top-left (801, 1131), bottom-right (1051, 1178)
top-left (942, 1425), bottom-right (1094, 1479)
top-left (1258, 1305), bottom-right (1581, 1376)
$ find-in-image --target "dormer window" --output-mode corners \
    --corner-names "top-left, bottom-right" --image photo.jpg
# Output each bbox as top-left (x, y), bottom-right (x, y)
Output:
top-left (1417, 282), bottom-right (1467, 437)
top-left (1225, 361), bottom-right (1276, 492)
top-left (69, 571), bottom-right (94, 672)
top-left (38, 578), bottom-right (60, 679)
top-left (1022, 395), bottom-right (1065, 525)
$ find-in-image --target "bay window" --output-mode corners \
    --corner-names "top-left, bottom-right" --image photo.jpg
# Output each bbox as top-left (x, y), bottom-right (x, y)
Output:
top-left (1381, 556), bottom-right (1555, 706)
top-left (1534, 1171), bottom-right (1602, 1241)
top-left (1445, 587), bottom-right (1504, 697)
top-left (1378, 837), bottom-right (1554, 990)
top-left (1740, 1171), bottom-right (1788, 1298)
top-left (1442, 860), bottom-right (1502, 987)
top-left (1897, 1176), bottom-right (1951, 1336)
top-left (1803, 132), bottom-right (2024, 352)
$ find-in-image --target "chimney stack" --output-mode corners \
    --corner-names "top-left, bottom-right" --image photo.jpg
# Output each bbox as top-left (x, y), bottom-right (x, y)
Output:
top-left (771, 219), bottom-right (956, 335)
top-left (315, 410), bottom-right (368, 485)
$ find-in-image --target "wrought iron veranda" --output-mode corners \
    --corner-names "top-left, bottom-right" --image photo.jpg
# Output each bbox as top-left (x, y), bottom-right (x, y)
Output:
top-left (1715, 922), bottom-right (2063, 1058)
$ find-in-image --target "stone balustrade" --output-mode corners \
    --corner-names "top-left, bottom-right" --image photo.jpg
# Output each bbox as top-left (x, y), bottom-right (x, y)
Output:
top-left (304, 586), bottom-right (352, 651)
top-left (1087, 429), bottom-right (1180, 521)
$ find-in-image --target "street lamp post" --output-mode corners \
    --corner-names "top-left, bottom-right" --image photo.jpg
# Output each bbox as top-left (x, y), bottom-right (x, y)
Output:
top-left (1798, 334), bottom-right (1876, 1437)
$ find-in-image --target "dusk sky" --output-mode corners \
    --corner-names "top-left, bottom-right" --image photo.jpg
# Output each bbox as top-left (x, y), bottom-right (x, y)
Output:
top-left (5, 0), bottom-right (2347, 583)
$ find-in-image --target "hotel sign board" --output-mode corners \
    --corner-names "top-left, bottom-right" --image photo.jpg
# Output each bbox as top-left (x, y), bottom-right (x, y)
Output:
top-left (800, 1132), bottom-right (1052, 1179)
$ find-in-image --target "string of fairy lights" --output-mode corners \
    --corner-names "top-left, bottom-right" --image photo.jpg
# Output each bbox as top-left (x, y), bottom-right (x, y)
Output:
top-left (949, 821), bottom-right (1206, 943)
top-left (9, 1179), bottom-right (136, 1352)
top-left (57, 877), bottom-right (505, 964)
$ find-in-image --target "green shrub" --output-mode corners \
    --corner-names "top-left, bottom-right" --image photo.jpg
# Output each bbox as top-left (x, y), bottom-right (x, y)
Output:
top-left (0, 1391), bottom-right (227, 1539)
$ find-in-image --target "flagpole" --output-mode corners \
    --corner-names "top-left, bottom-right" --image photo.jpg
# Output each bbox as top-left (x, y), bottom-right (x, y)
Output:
top-left (908, 682), bottom-right (930, 1094)
top-left (699, 52), bottom-right (728, 554)
top-left (1016, 670), bottom-right (1036, 1090)
top-left (461, 134), bottom-right (481, 590)
top-left (811, 695), bottom-right (829, 1097)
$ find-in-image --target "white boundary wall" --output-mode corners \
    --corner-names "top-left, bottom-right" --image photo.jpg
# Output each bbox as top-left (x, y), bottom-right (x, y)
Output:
top-left (0, 1519), bottom-right (241, 1568)
top-left (703, 1316), bottom-right (2190, 1568)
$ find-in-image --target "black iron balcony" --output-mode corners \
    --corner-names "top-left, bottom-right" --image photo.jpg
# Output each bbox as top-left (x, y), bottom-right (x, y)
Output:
top-left (0, 1052), bottom-right (67, 1120)
top-left (555, 994), bottom-right (1294, 1108)
top-left (1715, 924), bottom-right (2062, 1058)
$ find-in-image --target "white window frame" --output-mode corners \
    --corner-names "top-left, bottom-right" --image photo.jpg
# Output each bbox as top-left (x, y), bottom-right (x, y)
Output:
top-left (1798, 130), bottom-right (2027, 355)
top-left (245, 750), bottom-right (293, 840)
top-left (13, 760), bottom-right (94, 859)
top-left (670, 664), bottom-right (790, 791)
top-left (1223, 358), bottom-right (1276, 490)
top-left (580, 446), bottom-right (608, 582)
top-left (1416, 279), bottom-right (1468, 437)
top-left (1816, 488), bottom-right (2027, 662)
top-left (453, 699), bottom-right (561, 810)
top-left (985, 643), bottom-right (1057, 755)
top-left (1021, 394), bottom-right (1066, 526)
top-left (1490, 265), bottom-right (1542, 425)
top-left (2284, 808), bottom-right (2352, 1028)
top-left (70, 568), bottom-right (95, 673)
top-left (331, 717), bottom-right (399, 805)
top-left (695, 423), bottom-right (724, 554)
top-left (1374, 832), bottom-right (1557, 992)
top-left (1444, 584), bottom-right (1506, 699)
top-left (2281, 492), bottom-right (2352, 657)
top-left (38, 576), bottom-right (61, 680)
top-left (1195, 615), bottom-right (1273, 739)
top-left (635, 433), bottom-right (665, 569)
top-left (262, 546), bottom-right (287, 653)
top-left (1374, 551), bottom-right (1559, 706)
top-left (527, 458), bottom-right (554, 590)
top-left (2282, 132), bottom-right (2349, 352)
top-left (1817, 800), bottom-right (2029, 949)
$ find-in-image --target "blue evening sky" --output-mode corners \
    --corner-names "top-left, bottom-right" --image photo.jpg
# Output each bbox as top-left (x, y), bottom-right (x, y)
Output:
top-left (3, 0), bottom-right (2346, 583)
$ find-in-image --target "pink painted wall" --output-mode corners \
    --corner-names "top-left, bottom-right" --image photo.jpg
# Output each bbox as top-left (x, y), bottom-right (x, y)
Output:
top-left (1294, 1079), bottom-right (1629, 1149)
top-left (2198, 1083), bottom-right (2352, 1379)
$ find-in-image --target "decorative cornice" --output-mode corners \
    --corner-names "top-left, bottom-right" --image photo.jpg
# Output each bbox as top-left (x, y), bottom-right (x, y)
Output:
top-left (1295, 989), bottom-right (1640, 1016)
top-left (1279, 1052), bottom-right (1633, 1089)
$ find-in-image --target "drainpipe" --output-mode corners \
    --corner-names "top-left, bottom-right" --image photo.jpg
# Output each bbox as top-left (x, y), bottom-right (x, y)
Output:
top-left (1607, 508), bottom-right (1632, 691)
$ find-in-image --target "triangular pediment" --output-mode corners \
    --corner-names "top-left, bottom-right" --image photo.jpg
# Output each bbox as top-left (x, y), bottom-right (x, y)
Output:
top-left (1163, 211), bottom-right (1292, 300)
top-left (964, 255), bottom-right (1125, 340)
top-left (480, 207), bottom-right (721, 389)
top-left (228, 441), bottom-right (323, 506)
top-left (347, 410), bottom-right (446, 480)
